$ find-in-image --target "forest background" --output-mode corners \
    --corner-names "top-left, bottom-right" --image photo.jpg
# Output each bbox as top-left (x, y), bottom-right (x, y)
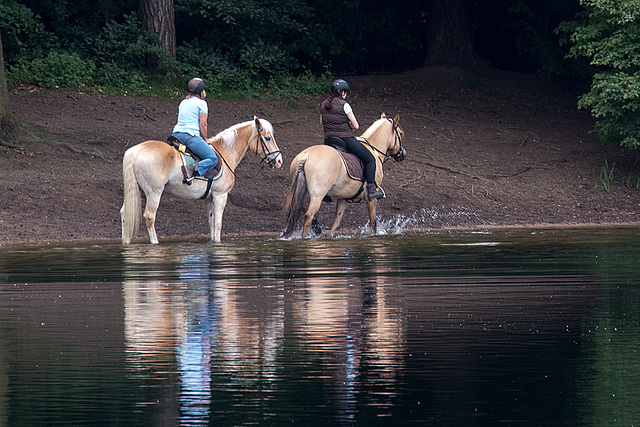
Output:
top-left (1, 0), bottom-right (640, 151)
top-left (1, 0), bottom-right (640, 150)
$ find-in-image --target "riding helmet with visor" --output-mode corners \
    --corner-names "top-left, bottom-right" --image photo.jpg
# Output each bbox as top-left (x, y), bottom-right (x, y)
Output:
top-left (330, 79), bottom-right (350, 95)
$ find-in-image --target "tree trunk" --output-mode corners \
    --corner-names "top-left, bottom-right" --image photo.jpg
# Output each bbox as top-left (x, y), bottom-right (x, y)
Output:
top-left (0, 33), bottom-right (17, 145)
top-left (424, 0), bottom-right (481, 69)
top-left (139, 0), bottom-right (176, 59)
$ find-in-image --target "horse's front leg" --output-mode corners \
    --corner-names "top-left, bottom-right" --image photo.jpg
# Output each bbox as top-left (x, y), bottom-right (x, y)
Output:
top-left (366, 199), bottom-right (378, 234)
top-left (209, 192), bottom-right (228, 242)
top-left (327, 198), bottom-right (348, 235)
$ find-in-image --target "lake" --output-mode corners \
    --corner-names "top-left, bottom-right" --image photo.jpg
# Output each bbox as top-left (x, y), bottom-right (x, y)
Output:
top-left (1, 227), bottom-right (639, 425)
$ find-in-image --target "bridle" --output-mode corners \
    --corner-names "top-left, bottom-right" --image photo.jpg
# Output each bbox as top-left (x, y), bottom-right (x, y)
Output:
top-left (211, 121), bottom-right (281, 178)
top-left (255, 124), bottom-right (282, 168)
top-left (360, 117), bottom-right (405, 163)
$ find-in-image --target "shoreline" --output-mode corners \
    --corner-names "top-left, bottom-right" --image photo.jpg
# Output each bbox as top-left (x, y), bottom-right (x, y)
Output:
top-left (2, 221), bottom-right (639, 249)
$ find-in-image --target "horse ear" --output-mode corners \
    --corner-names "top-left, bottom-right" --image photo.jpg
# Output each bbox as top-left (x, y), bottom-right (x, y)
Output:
top-left (254, 116), bottom-right (263, 132)
top-left (393, 115), bottom-right (400, 125)
top-left (380, 112), bottom-right (386, 118)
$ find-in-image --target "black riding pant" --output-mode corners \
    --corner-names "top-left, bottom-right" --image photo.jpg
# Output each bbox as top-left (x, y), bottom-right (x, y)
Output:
top-left (332, 136), bottom-right (377, 185)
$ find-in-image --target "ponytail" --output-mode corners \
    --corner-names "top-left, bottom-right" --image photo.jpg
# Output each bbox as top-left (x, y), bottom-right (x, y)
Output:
top-left (324, 92), bottom-right (336, 110)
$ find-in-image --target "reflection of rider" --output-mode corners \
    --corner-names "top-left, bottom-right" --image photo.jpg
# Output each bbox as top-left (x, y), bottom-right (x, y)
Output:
top-left (172, 77), bottom-right (219, 178)
top-left (320, 79), bottom-right (384, 200)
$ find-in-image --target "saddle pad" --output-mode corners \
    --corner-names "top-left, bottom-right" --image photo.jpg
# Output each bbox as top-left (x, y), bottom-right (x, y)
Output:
top-left (338, 150), bottom-right (364, 181)
top-left (181, 152), bottom-right (196, 167)
top-left (179, 152), bottom-right (223, 181)
top-left (167, 136), bottom-right (222, 176)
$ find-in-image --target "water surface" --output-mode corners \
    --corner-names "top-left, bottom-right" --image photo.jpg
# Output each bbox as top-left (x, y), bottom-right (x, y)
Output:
top-left (1, 227), bottom-right (639, 425)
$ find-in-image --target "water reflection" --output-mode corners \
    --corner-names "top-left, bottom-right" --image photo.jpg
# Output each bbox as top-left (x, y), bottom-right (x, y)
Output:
top-left (123, 245), bottom-right (216, 424)
top-left (1, 228), bottom-right (640, 425)
top-left (121, 241), bottom-right (406, 425)
top-left (285, 243), bottom-right (405, 421)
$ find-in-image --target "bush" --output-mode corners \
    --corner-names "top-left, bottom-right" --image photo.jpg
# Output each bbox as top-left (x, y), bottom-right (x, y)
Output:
top-left (559, 0), bottom-right (640, 148)
top-left (8, 51), bottom-right (95, 88)
top-left (266, 69), bottom-right (332, 99)
top-left (0, 1), bottom-right (55, 62)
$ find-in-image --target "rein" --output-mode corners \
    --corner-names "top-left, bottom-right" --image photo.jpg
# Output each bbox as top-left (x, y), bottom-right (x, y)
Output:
top-left (214, 148), bottom-right (236, 178)
top-left (212, 122), bottom-right (281, 178)
top-left (359, 118), bottom-right (404, 164)
top-left (196, 122), bottom-right (278, 199)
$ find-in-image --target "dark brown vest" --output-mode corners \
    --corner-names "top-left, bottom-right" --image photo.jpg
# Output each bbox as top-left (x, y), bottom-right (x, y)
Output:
top-left (321, 97), bottom-right (354, 138)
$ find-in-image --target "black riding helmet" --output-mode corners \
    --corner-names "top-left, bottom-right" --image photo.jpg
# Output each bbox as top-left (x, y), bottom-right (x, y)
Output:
top-left (188, 77), bottom-right (206, 95)
top-left (330, 79), bottom-right (350, 95)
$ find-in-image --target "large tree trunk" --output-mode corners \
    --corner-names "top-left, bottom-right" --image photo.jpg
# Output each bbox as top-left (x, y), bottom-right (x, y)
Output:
top-left (0, 33), bottom-right (16, 145)
top-left (424, 0), bottom-right (481, 69)
top-left (139, 0), bottom-right (176, 60)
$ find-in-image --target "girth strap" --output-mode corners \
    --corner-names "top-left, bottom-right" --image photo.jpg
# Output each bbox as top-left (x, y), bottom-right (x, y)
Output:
top-left (200, 178), bottom-right (214, 200)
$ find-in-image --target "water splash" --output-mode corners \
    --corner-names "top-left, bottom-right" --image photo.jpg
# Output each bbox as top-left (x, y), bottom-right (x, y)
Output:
top-left (373, 208), bottom-right (485, 235)
top-left (280, 208), bottom-right (485, 239)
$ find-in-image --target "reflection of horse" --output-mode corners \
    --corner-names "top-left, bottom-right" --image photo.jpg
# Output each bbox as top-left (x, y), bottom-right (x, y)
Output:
top-left (282, 114), bottom-right (406, 238)
top-left (121, 117), bottom-right (283, 244)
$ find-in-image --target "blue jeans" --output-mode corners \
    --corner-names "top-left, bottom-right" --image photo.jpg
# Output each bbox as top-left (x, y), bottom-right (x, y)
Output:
top-left (172, 132), bottom-right (218, 176)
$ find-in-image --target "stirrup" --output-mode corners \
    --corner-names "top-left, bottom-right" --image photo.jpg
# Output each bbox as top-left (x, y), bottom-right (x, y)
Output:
top-left (367, 184), bottom-right (385, 200)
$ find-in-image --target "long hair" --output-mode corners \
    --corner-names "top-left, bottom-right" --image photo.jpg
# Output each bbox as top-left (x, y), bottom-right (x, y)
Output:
top-left (323, 92), bottom-right (337, 110)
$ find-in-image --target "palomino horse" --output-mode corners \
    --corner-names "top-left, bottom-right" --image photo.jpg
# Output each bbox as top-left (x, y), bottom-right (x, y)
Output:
top-left (121, 117), bottom-right (283, 244)
top-left (282, 113), bottom-right (406, 238)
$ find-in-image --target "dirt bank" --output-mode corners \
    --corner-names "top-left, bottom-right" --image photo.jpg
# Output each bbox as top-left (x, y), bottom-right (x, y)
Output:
top-left (1, 66), bottom-right (638, 245)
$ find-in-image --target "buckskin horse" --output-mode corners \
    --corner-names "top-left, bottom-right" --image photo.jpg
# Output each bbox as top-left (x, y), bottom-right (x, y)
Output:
top-left (282, 113), bottom-right (406, 238)
top-left (121, 117), bottom-right (283, 244)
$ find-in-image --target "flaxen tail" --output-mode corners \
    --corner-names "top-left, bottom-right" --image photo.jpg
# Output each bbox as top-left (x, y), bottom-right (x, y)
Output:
top-left (282, 159), bottom-right (308, 238)
top-left (120, 147), bottom-right (141, 244)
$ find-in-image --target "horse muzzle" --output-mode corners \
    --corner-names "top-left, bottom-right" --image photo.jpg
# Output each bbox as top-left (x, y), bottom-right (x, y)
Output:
top-left (393, 148), bottom-right (406, 162)
top-left (266, 151), bottom-right (283, 168)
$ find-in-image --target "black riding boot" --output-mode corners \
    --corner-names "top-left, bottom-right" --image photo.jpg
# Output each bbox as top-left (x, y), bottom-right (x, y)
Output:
top-left (367, 183), bottom-right (384, 200)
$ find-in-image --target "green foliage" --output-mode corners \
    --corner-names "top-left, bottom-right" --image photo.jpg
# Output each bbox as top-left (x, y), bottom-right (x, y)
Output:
top-left (594, 158), bottom-right (640, 190)
top-left (559, 0), bottom-right (640, 148)
top-left (8, 51), bottom-right (95, 88)
top-left (175, 41), bottom-right (259, 98)
top-left (0, 1), bottom-right (56, 61)
top-left (623, 158), bottom-right (640, 188)
top-left (266, 69), bottom-right (333, 99)
top-left (175, 0), bottom-right (318, 75)
top-left (595, 159), bottom-right (616, 191)
top-left (1, 0), bottom-right (598, 100)
top-left (86, 13), bottom-right (179, 91)
top-left (0, 0), bottom-right (429, 96)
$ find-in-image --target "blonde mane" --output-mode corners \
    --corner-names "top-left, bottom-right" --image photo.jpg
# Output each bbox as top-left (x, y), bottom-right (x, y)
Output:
top-left (360, 117), bottom-right (387, 139)
top-left (207, 119), bottom-right (273, 147)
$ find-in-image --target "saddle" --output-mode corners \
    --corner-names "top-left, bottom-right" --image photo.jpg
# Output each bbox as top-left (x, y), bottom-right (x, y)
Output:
top-left (166, 135), bottom-right (222, 183)
top-left (324, 137), bottom-right (366, 202)
top-left (324, 137), bottom-right (364, 181)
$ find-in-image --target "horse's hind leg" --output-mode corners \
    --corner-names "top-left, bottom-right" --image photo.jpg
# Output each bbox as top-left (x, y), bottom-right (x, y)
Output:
top-left (302, 196), bottom-right (323, 237)
top-left (327, 198), bottom-right (348, 235)
top-left (143, 192), bottom-right (163, 244)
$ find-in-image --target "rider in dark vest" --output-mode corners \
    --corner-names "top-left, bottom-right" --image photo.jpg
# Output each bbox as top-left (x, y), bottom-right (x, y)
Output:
top-left (320, 79), bottom-right (384, 200)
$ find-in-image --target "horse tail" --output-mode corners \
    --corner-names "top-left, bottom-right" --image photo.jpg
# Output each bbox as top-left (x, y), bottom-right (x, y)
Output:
top-left (121, 147), bottom-right (141, 244)
top-left (282, 158), bottom-right (308, 238)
